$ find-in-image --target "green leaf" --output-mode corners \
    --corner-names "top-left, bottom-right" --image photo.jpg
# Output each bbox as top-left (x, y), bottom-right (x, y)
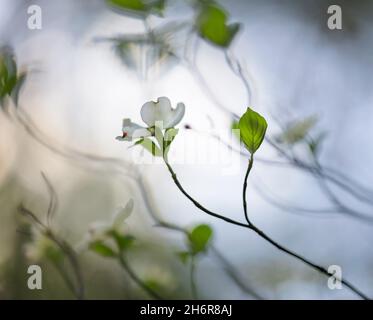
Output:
top-left (144, 279), bottom-right (162, 291)
top-left (139, 138), bottom-right (162, 157)
top-left (45, 243), bottom-right (64, 265)
top-left (11, 72), bottom-right (26, 106)
top-left (309, 132), bottom-right (327, 157)
top-left (164, 128), bottom-right (178, 143)
top-left (238, 107), bottom-right (268, 154)
top-left (107, 0), bottom-right (166, 17)
top-left (110, 231), bottom-right (135, 251)
top-left (276, 115), bottom-right (318, 145)
top-left (163, 127), bottom-right (178, 155)
top-left (149, 0), bottom-right (165, 16)
top-left (197, 4), bottom-right (240, 48)
top-left (133, 138), bottom-right (145, 146)
top-left (89, 241), bottom-right (116, 257)
top-left (107, 0), bottom-right (146, 12)
top-left (176, 251), bottom-right (190, 264)
top-left (0, 47), bottom-right (24, 104)
top-left (188, 224), bottom-right (213, 254)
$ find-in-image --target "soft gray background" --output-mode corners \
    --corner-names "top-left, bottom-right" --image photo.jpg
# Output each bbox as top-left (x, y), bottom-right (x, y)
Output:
top-left (0, 0), bottom-right (372, 299)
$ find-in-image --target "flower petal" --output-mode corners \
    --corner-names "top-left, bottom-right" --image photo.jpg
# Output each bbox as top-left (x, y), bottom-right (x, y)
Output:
top-left (112, 199), bottom-right (134, 229)
top-left (140, 97), bottom-right (185, 128)
top-left (116, 118), bottom-right (150, 141)
top-left (141, 97), bottom-right (171, 127)
top-left (166, 102), bottom-right (185, 128)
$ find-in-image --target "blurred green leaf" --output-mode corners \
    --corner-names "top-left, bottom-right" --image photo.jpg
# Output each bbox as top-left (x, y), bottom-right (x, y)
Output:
top-left (188, 224), bottom-right (213, 254)
top-left (309, 131), bottom-right (327, 157)
top-left (238, 107), bottom-right (268, 154)
top-left (176, 251), bottom-right (190, 264)
top-left (196, 3), bottom-right (240, 48)
top-left (276, 115), bottom-right (318, 145)
top-left (0, 47), bottom-right (25, 105)
top-left (110, 231), bottom-right (135, 251)
top-left (45, 244), bottom-right (64, 265)
top-left (11, 72), bottom-right (26, 105)
top-left (144, 279), bottom-right (162, 291)
top-left (108, 0), bottom-right (146, 11)
top-left (107, 0), bottom-right (166, 17)
top-left (150, 0), bottom-right (165, 16)
top-left (90, 241), bottom-right (116, 257)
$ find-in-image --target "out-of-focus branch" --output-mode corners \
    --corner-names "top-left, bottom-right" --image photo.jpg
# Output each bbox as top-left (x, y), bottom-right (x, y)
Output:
top-left (136, 174), bottom-right (263, 300)
top-left (18, 174), bottom-right (85, 300)
top-left (118, 252), bottom-right (163, 300)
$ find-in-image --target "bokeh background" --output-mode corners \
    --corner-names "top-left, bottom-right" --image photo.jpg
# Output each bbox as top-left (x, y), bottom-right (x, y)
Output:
top-left (1, 0), bottom-right (373, 299)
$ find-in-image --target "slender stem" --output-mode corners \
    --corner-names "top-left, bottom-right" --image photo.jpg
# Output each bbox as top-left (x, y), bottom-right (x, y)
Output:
top-left (243, 153), bottom-right (254, 225)
top-left (137, 174), bottom-right (262, 299)
top-left (248, 224), bottom-right (369, 300)
top-left (51, 261), bottom-right (77, 296)
top-left (210, 245), bottom-right (263, 300)
top-left (118, 253), bottom-right (163, 300)
top-left (163, 160), bottom-right (248, 228)
top-left (224, 51), bottom-right (253, 107)
top-left (240, 157), bottom-right (368, 297)
top-left (163, 159), bottom-right (370, 300)
top-left (19, 205), bottom-right (85, 299)
top-left (190, 256), bottom-right (198, 299)
top-left (46, 231), bottom-right (85, 300)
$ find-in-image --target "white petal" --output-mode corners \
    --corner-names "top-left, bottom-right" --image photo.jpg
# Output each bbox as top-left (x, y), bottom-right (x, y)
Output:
top-left (122, 118), bottom-right (133, 128)
top-left (112, 199), bottom-right (134, 229)
top-left (141, 97), bottom-right (172, 127)
top-left (117, 118), bottom-right (150, 141)
top-left (131, 128), bottom-right (151, 139)
top-left (141, 101), bottom-right (158, 127)
top-left (166, 102), bottom-right (185, 128)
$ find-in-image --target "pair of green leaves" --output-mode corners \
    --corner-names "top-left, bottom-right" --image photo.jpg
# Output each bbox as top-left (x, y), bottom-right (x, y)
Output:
top-left (196, 2), bottom-right (240, 48)
top-left (178, 224), bottom-right (213, 264)
top-left (107, 0), bottom-right (165, 17)
top-left (237, 107), bottom-right (268, 155)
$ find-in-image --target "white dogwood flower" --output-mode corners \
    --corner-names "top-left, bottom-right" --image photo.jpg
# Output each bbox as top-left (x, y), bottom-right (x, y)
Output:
top-left (140, 97), bottom-right (185, 129)
top-left (116, 119), bottom-right (150, 141)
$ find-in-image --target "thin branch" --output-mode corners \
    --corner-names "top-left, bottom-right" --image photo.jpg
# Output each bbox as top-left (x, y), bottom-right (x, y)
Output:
top-left (118, 253), bottom-right (163, 300)
top-left (243, 154), bottom-right (254, 225)
top-left (163, 159), bottom-right (369, 300)
top-left (136, 174), bottom-right (262, 299)
top-left (190, 256), bottom-right (198, 299)
top-left (210, 245), bottom-right (263, 300)
top-left (40, 172), bottom-right (58, 228)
